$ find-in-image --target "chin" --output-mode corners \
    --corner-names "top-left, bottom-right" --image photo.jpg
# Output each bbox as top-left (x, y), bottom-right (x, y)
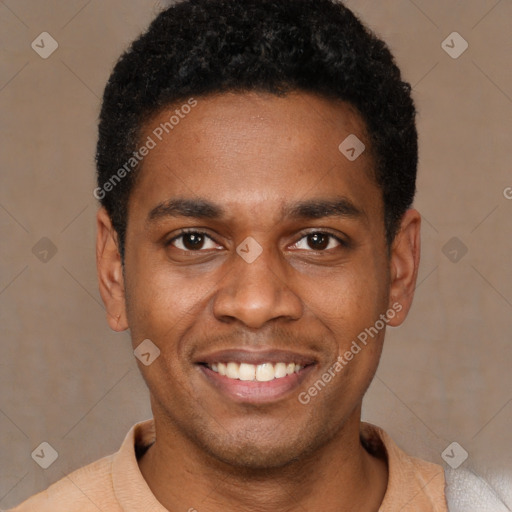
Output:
top-left (210, 442), bottom-right (303, 470)
top-left (197, 427), bottom-right (323, 471)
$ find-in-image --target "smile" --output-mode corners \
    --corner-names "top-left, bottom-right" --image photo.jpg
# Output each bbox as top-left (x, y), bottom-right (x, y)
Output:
top-left (195, 348), bottom-right (317, 402)
top-left (207, 361), bottom-right (304, 382)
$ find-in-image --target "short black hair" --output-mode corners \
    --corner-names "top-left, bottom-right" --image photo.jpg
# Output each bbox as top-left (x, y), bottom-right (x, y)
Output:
top-left (96, 0), bottom-right (417, 260)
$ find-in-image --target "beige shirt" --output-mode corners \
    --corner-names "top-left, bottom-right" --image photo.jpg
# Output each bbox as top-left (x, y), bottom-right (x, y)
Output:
top-left (9, 419), bottom-right (447, 511)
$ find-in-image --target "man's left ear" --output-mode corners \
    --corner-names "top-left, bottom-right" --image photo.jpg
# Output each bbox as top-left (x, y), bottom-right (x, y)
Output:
top-left (386, 208), bottom-right (421, 327)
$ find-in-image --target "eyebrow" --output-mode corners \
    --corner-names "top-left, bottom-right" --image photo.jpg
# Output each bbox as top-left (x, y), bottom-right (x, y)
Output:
top-left (146, 196), bottom-right (364, 224)
top-left (282, 197), bottom-right (364, 220)
top-left (148, 198), bottom-right (223, 223)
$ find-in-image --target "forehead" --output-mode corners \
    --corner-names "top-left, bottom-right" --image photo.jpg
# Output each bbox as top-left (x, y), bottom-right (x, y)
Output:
top-left (130, 91), bottom-right (382, 227)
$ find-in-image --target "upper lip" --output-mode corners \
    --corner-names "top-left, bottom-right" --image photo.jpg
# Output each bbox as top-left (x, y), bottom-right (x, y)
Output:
top-left (195, 348), bottom-right (317, 367)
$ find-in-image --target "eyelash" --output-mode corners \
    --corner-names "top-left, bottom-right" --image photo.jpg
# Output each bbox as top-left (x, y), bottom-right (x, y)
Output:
top-left (166, 228), bottom-right (348, 252)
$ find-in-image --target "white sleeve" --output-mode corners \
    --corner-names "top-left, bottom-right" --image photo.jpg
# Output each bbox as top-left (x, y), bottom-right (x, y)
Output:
top-left (444, 467), bottom-right (512, 512)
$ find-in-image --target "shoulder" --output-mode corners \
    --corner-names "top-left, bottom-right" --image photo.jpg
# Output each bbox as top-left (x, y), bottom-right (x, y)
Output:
top-left (360, 423), bottom-right (447, 511)
top-left (6, 420), bottom-right (155, 512)
top-left (6, 454), bottom-right (119, 512)
top-left (444, 467), bottom-right (512, 512)
top-left (361, 422), bottom-right (446, 483)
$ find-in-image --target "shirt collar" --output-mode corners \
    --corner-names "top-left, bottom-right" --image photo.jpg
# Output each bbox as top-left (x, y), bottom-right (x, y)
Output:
top-left (112, 419), bottom-right (446, 511)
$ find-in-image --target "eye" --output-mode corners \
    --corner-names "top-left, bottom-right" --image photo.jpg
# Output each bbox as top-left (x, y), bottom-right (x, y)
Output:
top-left (292, 231), bottom-right (345, 251)
top-left (168, 231), bottom-right (222, 251)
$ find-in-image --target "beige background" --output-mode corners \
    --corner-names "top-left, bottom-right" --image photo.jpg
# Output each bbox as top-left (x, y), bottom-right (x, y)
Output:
top-left (1, 0), bottom-right (511, 508)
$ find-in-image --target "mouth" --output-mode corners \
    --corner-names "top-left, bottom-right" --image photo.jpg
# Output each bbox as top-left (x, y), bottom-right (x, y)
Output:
top-left (195, 349), bottom-right (317, 403)
top-left (207, 360), bottom-right (306, 380)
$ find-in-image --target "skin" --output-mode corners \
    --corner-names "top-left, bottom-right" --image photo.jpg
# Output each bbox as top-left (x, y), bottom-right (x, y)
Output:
top-left (96, 91), bottom-right (421, 512)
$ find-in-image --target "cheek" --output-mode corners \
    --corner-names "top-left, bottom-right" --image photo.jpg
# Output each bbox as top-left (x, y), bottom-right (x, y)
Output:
top-left (124, 258), bottom-right (215, 343)
top-left (300, 261), bottom-right (387, 328)
top-left (299, 259), bottom-right (389, 387)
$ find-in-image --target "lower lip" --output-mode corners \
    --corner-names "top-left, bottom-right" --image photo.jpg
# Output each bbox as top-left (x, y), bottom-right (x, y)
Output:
top-left (198, 364), bottom-right (315, 403)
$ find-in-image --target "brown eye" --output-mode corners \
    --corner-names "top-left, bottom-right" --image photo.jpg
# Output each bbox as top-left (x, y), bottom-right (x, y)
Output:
top-left (307, 233), bottom-right (330, 250)
top-left (169, 232), bottom-right (220, 251)
top-left (292, 232), bottom-right (343, 251)
top-left (181, 233), bottom-right (205, 250)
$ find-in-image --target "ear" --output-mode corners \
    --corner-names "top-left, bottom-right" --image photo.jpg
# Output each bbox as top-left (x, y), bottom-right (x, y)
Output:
top-left (386, 208), bottom-right (421, 327)
top-left (96, 207), bottom-right (129, 331)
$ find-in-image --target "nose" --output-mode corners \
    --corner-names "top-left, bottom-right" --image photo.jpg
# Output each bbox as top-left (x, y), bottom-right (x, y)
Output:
top-left (212, 245), bottom-right (303, 329)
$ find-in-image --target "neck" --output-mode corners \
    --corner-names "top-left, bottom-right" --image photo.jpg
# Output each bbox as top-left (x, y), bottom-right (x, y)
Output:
top-left (138, 408), bottom-right (388, 512)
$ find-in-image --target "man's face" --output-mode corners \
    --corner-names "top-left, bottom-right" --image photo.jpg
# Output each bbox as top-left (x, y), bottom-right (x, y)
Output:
top-left (104, 92), bottom-right (407, 468)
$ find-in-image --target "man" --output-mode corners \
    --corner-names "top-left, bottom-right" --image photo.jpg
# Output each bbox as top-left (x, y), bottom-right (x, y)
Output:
top-left (9, 0), bottom-right (448, 510)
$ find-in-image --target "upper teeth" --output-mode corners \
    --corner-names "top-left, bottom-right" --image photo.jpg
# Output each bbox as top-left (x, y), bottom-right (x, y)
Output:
top-left (209, 362), bottom-right (304, 381)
